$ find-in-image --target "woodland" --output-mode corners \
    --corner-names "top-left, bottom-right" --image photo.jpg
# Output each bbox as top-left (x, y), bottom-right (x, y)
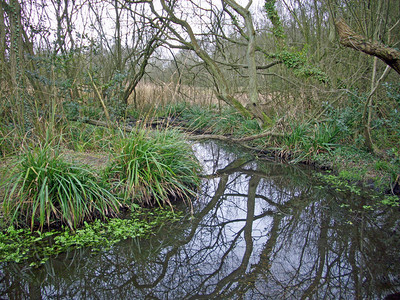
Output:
top-left (0, 0), bottom-right (400, 232)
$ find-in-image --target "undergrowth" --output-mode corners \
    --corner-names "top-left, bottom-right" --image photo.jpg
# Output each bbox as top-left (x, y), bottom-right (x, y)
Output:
top-left (1, 124), bottom-right (201, 232)
top-left (274, 121), bottom-right (342, 162)
top-left (150, 103), bottom-right (261, 137)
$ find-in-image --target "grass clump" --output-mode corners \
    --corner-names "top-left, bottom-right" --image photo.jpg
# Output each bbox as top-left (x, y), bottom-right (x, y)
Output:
top-left (2, 141), bottom-right (120, 231)
top-left (277, 122), bottom-right (341, 161)
top-left (108, 128), bottom-right (200, 208)
top-left (62, 122), bottom-right (115, 152)
top-left (0, 125), bottom-right (23, 157)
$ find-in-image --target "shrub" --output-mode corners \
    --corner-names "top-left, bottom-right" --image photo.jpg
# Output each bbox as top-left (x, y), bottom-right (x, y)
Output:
top-left (108, 128), bottom-right (200, 208)
top-left (2, 142), bottom-right (120, 231)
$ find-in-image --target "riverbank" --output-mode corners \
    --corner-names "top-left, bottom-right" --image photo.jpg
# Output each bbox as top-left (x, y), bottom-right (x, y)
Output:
top-left (62, 110), bottom-right (400, 197)
top-left (139, 103), bottom-right (400, 198)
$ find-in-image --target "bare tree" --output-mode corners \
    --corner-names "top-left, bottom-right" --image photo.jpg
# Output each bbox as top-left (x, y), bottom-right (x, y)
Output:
top-left (142, 0), bottom-right (280, 127)
top-left (87, 0), bottom-right (162, 114)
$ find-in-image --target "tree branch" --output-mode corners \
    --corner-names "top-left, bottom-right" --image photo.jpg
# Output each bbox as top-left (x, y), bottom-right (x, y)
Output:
top-left (335, 18), bottom-right (400, 75)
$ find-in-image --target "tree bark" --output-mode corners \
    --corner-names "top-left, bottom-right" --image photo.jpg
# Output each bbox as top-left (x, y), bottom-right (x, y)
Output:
top-left (224, 0), bottom-right (270, 127)
top-left (0, 1), bottom-right (5, 65)
top-left (362, 64), bottom-right (390, 152)
top-left (8, 0), bottom-right (23, 89)
top-left (335, 18), bottom-right (400, 75)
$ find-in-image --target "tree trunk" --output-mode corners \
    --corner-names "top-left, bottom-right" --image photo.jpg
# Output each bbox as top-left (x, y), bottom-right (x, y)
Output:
top-left (150, 1), bottom-right (265, 124)
top-left (335, 18), bottom-right (400, 75)
top-left (0, 1), bottom-right (6, 66)
top-left (361, 64), bottom-right (390, 152)
top-left (9, 0), bottom-right (23, 90)
top-left (225, 0), bottom-right (269, 127)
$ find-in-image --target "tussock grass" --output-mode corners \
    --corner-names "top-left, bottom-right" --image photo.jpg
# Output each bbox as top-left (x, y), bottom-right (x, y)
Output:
top-left (0, 122), bottom-right (201, 232)
top-left (108, 128), bottom-right (200, 208)
top-left (152, 103), bottom-right (261, 137)
top-left (276, 122), bottom-right (341, 162)
top-left (62, 122), bottom-right (115, 152)
top-left (2, 141), bottom-right (120, 231)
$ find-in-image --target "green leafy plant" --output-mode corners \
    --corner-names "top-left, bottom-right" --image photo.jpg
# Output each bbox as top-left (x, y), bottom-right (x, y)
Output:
top-left (211, 107), bottom-right (261, 136)
top-left (267, 49), bottom-right (329, 83)
top-left (3, 141), bottom-right (120, 231)
top-left (62, 101), bottom-right (80, 121)
top-left (108, 128), bottom-right (200, 208)
top-left (283, 122), bottom-right (308, 148)
top-left (278, 122), bottom-right (340, 161)
top-left (264, 0), bottom-right (285, 40)
top-left (0, 208), bottom-right (184, 265)
top-left (309, 123), bottom-right (340, 154)
top-left (381, 195), bottom-right (399, 207)
top-left (315, 172), bottom-right (361, 195)
top-left (164, 104), bottom-right (261, 137)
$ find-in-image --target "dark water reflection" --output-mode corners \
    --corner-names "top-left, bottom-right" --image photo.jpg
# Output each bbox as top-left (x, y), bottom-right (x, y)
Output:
top-left (1, 142), bottom-right (400, 299)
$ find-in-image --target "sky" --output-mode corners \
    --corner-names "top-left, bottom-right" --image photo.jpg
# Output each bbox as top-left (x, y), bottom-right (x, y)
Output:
top-left (24, 0), bottom-right (272, 52)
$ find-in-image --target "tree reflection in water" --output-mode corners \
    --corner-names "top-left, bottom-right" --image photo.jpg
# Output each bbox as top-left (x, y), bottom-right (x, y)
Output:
top-left (1, 141), bottom-right (400, 299)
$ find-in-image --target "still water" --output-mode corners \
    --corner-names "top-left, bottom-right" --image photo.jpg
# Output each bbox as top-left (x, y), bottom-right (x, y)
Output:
top-left (1, 142), bottom-right (400, 299)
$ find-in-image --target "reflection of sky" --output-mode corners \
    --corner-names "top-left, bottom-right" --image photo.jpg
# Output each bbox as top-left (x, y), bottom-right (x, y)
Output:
top-left (192, 142), bottom-right (237, 175)
top-left (185, 142), bottom-right (314, 294)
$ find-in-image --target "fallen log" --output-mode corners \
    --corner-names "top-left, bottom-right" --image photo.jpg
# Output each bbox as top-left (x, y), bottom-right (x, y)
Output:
top-left (186, 130), bottom-right (284, 142)
top-left (81, 118), bottom-right (283, 145)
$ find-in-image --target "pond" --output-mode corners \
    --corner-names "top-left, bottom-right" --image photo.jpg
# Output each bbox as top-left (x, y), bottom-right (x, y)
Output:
top-left (1, 142), bottom-right (400, 299)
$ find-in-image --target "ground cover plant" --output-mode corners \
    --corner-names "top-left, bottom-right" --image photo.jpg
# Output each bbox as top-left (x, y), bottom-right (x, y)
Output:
top-left (1, 125), bottom-right (202, 229)
top-left (274, 121), bottom-right (342, 161)
top-left (150, 103), bottom-right (261, 137)
top-left (0, 208), bottom-right (184, 265)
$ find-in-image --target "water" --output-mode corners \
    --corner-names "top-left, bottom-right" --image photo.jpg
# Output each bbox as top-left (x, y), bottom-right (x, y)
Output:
top-left (1, 142), bottom-right (400, 299)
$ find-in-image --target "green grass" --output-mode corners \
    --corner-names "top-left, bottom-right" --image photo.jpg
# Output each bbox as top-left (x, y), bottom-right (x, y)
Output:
top-left (2, 141), bottom-right (120, 231)
top-left (107, 128), bottom-right (201, 208)
top-left (62, 122), bottom-right (115, 152)
top-left (277, 122), bottom-right (341, 161)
